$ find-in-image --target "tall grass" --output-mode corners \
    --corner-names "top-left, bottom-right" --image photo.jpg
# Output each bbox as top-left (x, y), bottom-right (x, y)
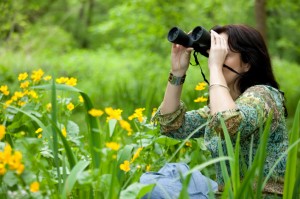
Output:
top-left (209, 100), bottom-right (300, 198)
top-left (0, 67), bottom-right (299, 198)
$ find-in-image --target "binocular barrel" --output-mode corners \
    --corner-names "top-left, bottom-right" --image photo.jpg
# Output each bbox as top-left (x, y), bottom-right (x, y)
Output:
top-left (167, 26), bottom-right (211, 56)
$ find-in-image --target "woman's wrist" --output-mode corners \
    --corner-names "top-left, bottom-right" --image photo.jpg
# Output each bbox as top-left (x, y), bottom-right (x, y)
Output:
top-left (168, 72), bottom-right (186, 85)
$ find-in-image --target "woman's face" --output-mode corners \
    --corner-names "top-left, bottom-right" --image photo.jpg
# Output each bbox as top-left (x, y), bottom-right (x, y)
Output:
top-left (220, 33), bottom-right (250, 87)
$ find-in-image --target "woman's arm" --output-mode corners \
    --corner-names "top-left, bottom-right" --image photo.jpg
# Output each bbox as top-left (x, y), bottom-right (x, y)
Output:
top-left (208, 30), bottom-right (237, 115)
top-left (160, 43), bottom-right (193, 115)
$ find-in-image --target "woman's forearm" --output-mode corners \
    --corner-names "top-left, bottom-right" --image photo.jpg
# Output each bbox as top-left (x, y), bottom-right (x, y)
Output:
top-left (160, 82), bottom-right (183, 115)
top-left (209, 68), bottom-right (237, 115)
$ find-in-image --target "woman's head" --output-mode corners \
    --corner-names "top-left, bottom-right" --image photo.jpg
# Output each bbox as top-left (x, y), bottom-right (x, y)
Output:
top-left (212, 24), bottom-right (279, 92)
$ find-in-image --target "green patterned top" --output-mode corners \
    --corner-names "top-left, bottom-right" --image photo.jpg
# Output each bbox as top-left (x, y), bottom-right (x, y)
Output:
top-left (153, 85), bottom-right (288, 184)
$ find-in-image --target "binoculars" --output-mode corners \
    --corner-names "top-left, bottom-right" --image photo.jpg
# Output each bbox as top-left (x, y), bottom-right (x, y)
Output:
top-left (167, 26), bottom-right (211, 57)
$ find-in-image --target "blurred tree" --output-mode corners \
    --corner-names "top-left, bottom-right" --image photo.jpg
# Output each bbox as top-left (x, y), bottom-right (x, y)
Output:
top-left (0, 0), bottom-right (299, 63)
top-left (255, 0), bottom-right (267, 41)
top-left (267, 0), bottom-right (300, 63)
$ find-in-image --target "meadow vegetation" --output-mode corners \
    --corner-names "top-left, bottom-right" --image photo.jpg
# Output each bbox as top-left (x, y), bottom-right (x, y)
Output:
top-left (0, 0), bottom-right (299, 198)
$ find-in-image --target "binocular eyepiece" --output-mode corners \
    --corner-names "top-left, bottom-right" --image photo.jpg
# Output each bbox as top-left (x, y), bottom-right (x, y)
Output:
top-left (167, 26), bottom-right (211, 57)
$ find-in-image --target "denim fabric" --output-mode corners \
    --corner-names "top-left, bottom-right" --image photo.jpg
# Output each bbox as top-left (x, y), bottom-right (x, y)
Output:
top-left (140, 163), bottom-right (218, 199)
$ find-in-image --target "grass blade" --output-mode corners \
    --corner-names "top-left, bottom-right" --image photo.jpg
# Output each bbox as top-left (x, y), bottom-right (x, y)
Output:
top-left (217, 136), bottom-right (233, 199)
top-left (255, 113), bottom-right (272, 198)
top-left (33, 84), bottom-right (102, 169)
top-left (220, 118), bottom-right (239, 194)
top-left (51, 78), bottom-right (61, 190)
top-left (235, 114), bottom-right (272, 198)
top-left (46, 117), bottom-right (77, 168)
top-left (61, 160), bottom-right (90, 198)
top-left (184, 156), bottom-right (233, 176)
top-left (167, 122), bottom-right (207, 162)
top-left (283, 100), bottom-right (300, 199)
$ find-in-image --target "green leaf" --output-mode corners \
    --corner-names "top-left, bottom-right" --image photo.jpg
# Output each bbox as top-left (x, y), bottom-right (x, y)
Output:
top-left (51, 78), bottom-right (61, 190)
top-left (33, 83), bottom-right (102, 169)
top-left (120, 182), bottom-right (155, 199)
top-left (109, 119), bottom-right (117, 137)
top-left (98, 174), bottom-right (112, 193)
top-left (117, 145), bottom-right (134, 166)
top-left (3, 171), bottom-right (18, 187)
top-left (284, 100), bottom-right (300, 199)
top-left (155, 135), bottom-right (181, 146)
top-left (61, 160), bottom-right (90, 199)
top-left (67, 120), bottom-right (80, 137)
top-left (196, 137), bottom-right (207, 151)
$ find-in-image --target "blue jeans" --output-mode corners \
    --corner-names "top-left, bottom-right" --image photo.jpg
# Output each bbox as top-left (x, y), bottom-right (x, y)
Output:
top-left (140, 163), bottom-right (218, 199)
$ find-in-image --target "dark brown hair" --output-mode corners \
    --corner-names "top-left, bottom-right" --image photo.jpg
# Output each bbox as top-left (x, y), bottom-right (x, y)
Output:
top-left (212, 24), bottom-right (279, 92)
top-left (212, 24), bottom-right (287, 116)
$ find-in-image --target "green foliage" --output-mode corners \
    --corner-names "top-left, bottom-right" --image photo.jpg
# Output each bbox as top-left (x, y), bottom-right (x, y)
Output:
top-left (212, 101), bottom-right (300, 198)
top-left (273, 58), bottom-right (300, 119)
top-left (0, 70), bottom-right (211, 198)
top-left (0, 1), bottom-right (299, 197)
top-left (0, 68), bottom-right (300, 198)
top-left (283, 100), bottom-right (300, 199)
top-left (267, 0), bottom-right (300, 63)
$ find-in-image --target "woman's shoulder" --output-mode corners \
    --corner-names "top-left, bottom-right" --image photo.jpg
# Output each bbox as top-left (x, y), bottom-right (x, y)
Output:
top-left (241, 85), bottom-right (285, 102)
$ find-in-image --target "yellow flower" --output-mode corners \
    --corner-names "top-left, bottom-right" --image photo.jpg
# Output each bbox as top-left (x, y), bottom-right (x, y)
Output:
top-left (43, 75), bottom-right (52, 81)
top-left (131, 147), bottom-right (143, 163)
top-left (0, 125), bottom-right (6, 140)
top-left (62, 127), bottom-right (67, 137)
top-left (151, 108), bottom-right (158, 117)
top-left (35, 128), bottom-right (43, 134)
top-left (195, 82), bottom-right (207, 91)
top-left (67, 102), bottom-right (75, 111)
top-left (88, 109), bottom-right (104, 117)
top-left (120, 160), bottom-right (130, 172)
top-left (18, 101), bottom-right (26, 107)
top-left (11, 91), bottom-right (24, 101)
top-left (46, 103), bottom-right (52, 112)
top-left (38, 134), bottom-right (42, 139)
top-left (8, 151), bottom-right (22, 170)
top-left (20, 81), bottom-right (30, 89)
top-left (16, 163), bottom-right (25, 175)
top-left (105, 142), bottom-right (120, 151)
top-left (185, 141), bottom-right (192, 147)
top-left (79, 96), bottom-right (84, 103)
top-left (119, 120), bottom-right (133, 135)
top-left (146, 164), bottom-right (151, 171)
top-left (194, 96), bottom-right (208, 103)
top-left (30, 181), bottom-right (40, 193)
top-left (128, 108), bottom-right (145, 123)
top-left (105, 107), bottom-right (123, 121)
top-left (0, 85), bottom-right (9, 96)
top-left (18, 72), bottom-right (28, 81)
top-left (56, 77), bottom-right (69, 84)
top-left (31, 69), bottom-right (44, 83)
top-left (5, 99), bottom-right (13, 107)
top-left (66, 77), bottom-right (77, 86)
top-left (3, 144), bottom-right (12, 164)
top-left (28, 90), bottom-right (38, 99)
top-left (0, 163), bottom-right (6, 175)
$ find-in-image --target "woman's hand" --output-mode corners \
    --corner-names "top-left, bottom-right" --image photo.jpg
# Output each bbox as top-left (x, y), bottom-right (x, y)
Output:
top-left (171, 43), bottom-right (193, 76)
top-left (208, 30), bottom-right (228, 71)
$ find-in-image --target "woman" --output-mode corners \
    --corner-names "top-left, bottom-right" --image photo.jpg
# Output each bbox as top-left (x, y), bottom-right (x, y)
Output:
top-left (150, 24), bottom-right (288, 196)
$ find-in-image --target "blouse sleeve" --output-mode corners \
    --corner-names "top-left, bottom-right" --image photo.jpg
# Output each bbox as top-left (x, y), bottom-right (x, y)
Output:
top-left (152, 101), bottom-right (210, 139)
top-left (208, 85), bottom-right (282, 139)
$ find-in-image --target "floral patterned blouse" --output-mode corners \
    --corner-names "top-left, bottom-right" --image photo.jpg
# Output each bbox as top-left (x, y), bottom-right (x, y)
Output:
top-left (153, 85), bottom-right (288, 184)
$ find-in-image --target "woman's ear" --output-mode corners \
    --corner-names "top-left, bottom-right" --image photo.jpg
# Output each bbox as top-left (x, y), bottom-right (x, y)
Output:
top-left (242, 63), bottom-right (250, 72)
